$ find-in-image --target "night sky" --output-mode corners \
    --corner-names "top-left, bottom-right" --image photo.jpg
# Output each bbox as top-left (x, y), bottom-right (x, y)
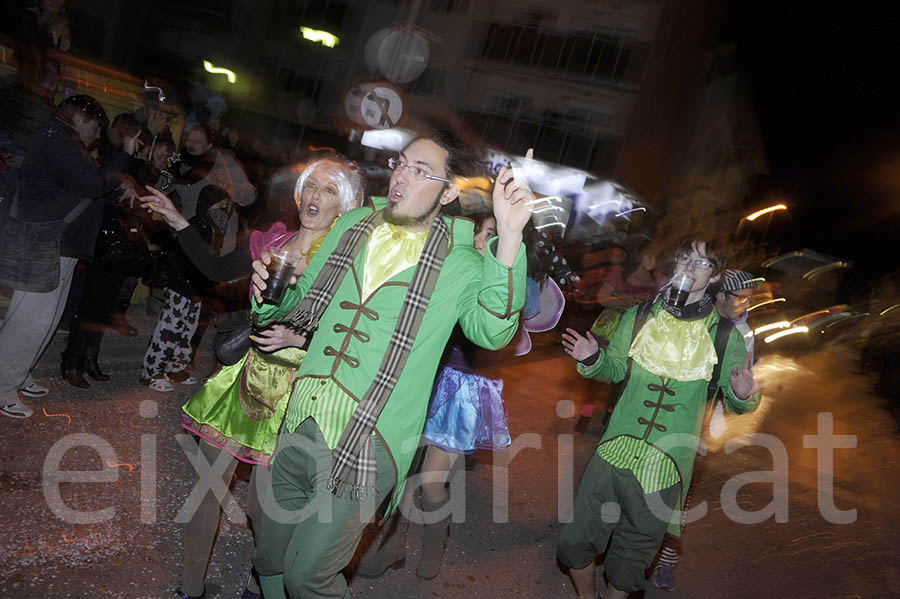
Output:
top-left (724, 2), bottom-right (900, 281)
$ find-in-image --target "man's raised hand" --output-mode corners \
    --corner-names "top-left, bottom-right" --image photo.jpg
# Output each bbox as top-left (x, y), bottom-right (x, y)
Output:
top-left (492, 148), bottom-right (536, 237)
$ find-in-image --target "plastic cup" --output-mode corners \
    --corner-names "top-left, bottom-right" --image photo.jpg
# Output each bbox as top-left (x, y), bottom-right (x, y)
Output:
top-left (667, 272), bottom-right (695, 308)
top-left (260, 246), bottom-right (300, 304)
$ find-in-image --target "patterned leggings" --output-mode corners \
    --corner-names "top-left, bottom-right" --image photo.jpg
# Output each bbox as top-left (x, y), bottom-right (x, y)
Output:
top-left (141, 289), bottom-right (201, 380)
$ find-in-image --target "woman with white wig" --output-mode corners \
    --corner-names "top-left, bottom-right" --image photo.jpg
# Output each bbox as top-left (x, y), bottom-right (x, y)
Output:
top-left (142, 157), bottom-right (363, 599)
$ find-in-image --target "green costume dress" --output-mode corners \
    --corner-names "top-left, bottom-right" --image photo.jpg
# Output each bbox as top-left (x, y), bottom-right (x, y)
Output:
top-left (181, 228), bottom-right (324, 465)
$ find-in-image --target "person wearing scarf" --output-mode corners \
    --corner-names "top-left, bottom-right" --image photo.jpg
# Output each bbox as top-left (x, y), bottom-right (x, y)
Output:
top-left (248, 133), bottom-right (534, 599)
top-left (144, 157), bottom-right (363, 599)
top-left (559, 238), bottom-right (761, 599)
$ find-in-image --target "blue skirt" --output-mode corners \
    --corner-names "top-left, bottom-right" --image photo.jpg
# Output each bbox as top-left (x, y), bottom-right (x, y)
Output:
top-left (422, 366), bottom-right (510, 454)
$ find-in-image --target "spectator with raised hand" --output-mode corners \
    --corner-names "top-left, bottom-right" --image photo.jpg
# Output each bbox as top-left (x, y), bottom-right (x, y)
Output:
top-left (143, 157), bottom-right (363, 599)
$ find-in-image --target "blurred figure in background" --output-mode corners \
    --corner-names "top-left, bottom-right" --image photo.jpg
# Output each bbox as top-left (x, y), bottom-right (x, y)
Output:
top-left (59, 120), bottom-right (169, 387)
top-left (174, 125), bottom-right (256, 254)
top-left (0, 94), bottom-right (138, 418)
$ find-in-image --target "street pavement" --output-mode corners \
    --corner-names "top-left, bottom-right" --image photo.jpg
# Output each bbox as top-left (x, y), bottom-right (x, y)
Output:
top-left (1, 305), bottom-right (899, 599)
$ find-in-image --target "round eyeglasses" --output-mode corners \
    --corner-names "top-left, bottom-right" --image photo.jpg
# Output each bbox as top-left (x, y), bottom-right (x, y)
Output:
top-left (674, 255), bottom-right (714, 270)
top-left (387, 157), bottom-right (450, 183)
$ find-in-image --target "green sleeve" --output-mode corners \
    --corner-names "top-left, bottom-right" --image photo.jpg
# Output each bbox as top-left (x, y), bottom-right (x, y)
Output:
top-left (576, 304), bottom-right (638, 384)
top-left (251, 207), bottom-right (367, 325)
top-left (719, 327), bottom-right (761, 414)
top-left (455, 237), bottom-right (527, 350)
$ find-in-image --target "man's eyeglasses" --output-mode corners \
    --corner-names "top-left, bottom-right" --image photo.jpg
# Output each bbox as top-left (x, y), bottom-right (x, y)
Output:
top-left (674, 255), bottom-right (714, 270)
top-left (387, 157), bottom-right (450, 183)
top-left (725, 290), bottom-right (750, 303)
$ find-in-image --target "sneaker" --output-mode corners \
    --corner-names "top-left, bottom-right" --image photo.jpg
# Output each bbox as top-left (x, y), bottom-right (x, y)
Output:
top-left (1, 398), bottom-right (33, 418)
top-left (653, 563), bottom-right (676, 592)
top-left (142, 377), bottom-right (175, 393)
top-left (179, 376), bottom-right (200, 385)
top-left (20, 383), bottom-right (49, 398)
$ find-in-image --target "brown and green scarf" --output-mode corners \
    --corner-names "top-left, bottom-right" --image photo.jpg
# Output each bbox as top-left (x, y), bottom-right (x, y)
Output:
top-left (284, 209), bottom-right (450, 500)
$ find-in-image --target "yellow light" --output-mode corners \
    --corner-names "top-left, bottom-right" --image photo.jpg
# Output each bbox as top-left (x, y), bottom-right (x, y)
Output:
top-left (764, 326), bottom-right (808, 344)
top-left (790, 310), bottom-right (830, 324)
top-left (301, 27), bottom-right (340, 48)
top-left (754, 321), bottom-right (790, 335)
top-left (745, 204), bottom-right (787, 221)
top-left (203, 60), bottom-right (236, 83)
top-left (802, 261), bottom-right (849, 280)
top-left (880, 304), bottom-right (900, 317)
top-left (747, 298), bottom-right (786, 312)
top-left (762, 251), bottom-right (803, 268)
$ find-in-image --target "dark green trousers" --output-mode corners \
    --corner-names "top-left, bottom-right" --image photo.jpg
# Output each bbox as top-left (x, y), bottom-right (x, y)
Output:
top-left (558, 453), bottom-right (680, 593)
top-left (252, 418), bottom-right (396, 599)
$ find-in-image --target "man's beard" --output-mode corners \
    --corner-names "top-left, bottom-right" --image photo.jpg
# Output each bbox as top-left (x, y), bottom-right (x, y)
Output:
top-left (383, 187), bottom-right (443, 228)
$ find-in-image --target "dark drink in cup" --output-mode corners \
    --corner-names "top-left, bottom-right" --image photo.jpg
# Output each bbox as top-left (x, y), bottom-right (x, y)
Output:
top-left (260, 246), bottom-right (300, 304)
top-left (667, 272), bottom-right (695, 309)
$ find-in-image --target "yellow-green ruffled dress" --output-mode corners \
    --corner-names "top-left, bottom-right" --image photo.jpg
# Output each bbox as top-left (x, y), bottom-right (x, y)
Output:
top-left (181, 231), bottom-right (324, 465)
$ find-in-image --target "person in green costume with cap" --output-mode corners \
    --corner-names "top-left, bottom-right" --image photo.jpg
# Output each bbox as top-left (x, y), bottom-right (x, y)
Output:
top-left (558, 237), bottom-right (761, 599)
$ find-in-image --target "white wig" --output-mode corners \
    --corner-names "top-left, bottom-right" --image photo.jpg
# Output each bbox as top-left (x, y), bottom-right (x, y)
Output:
top-left (293, 158), bottom-right (363, 215)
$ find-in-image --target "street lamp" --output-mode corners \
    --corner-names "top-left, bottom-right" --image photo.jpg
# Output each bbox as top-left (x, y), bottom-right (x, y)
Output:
top-left (203, 60), bottom-right (236, 84)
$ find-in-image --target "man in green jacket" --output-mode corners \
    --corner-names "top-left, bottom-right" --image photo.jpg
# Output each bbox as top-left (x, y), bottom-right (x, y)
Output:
top-left (248, 132), bottom-right (535, 599)
top-left (559, 238), bottom-right (761, 599)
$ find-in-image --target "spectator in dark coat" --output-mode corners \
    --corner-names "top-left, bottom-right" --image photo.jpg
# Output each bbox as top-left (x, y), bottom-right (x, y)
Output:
top-left (0, 94), bottom-right (139, 418)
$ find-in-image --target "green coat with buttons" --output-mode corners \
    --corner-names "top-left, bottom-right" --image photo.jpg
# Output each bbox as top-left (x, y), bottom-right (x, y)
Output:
top-left (254, 198), bottom-right (527, 512)
top-left (578, 301), bottom-right (760, 535)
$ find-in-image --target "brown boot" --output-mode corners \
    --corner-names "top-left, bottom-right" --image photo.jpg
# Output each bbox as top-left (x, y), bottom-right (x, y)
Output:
top-left (355, 511), bottom-right (409, 578)
top-left (416, 497), bottom-right (449, 580)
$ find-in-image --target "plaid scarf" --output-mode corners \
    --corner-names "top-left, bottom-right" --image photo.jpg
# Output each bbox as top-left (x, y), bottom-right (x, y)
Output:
top-left (284, 209), bottom-right (450, 500)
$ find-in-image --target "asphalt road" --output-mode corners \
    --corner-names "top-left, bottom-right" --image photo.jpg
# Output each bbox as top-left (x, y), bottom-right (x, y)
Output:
top-left (1, 306), bottom-right (898, 599)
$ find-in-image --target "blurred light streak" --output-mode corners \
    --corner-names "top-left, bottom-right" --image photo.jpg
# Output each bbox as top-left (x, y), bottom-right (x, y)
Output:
top-left (761, 251), bottom-right (803, 268)
top-left (360, 127), bottom-right (416, 151)
top-left (42, 408), bottom-right (72, 425)
top-left (754, 321), bottom-right (790, 335)
top-left (745, 204), bottom-right (787, 221)
top-left (821, 313), bottom-right (867, 330)
top-left (535, 222), bottom-right (565, 231)
top-left (746, 277), bottom-right (767, 285)
top-left (301, 27), bottom-right (340, 48)
top-left (143, 81), bottom-right (166, 102)
top-left (790, 309), bottom-right (831, 324)
top-left (765, 326), bottom-right (808, 343)
top-left (747, 298), bottom-right (786, 311)
top-left (615, 207), bottom-right (646, 217)
top-left (802, 261), bottom-right (849, 280)
top-left (106, 461), bottom-right (135, 473)
top-left (879, 304), bottom-right (900, 317)
top-left (203, 60), bottom-right (236, 83)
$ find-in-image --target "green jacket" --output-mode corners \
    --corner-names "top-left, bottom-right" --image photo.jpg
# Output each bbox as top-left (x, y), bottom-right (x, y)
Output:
top-left (254, 198), bottom-right (527, 511)
top-left (578, 301), bottom-right (760, 535)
